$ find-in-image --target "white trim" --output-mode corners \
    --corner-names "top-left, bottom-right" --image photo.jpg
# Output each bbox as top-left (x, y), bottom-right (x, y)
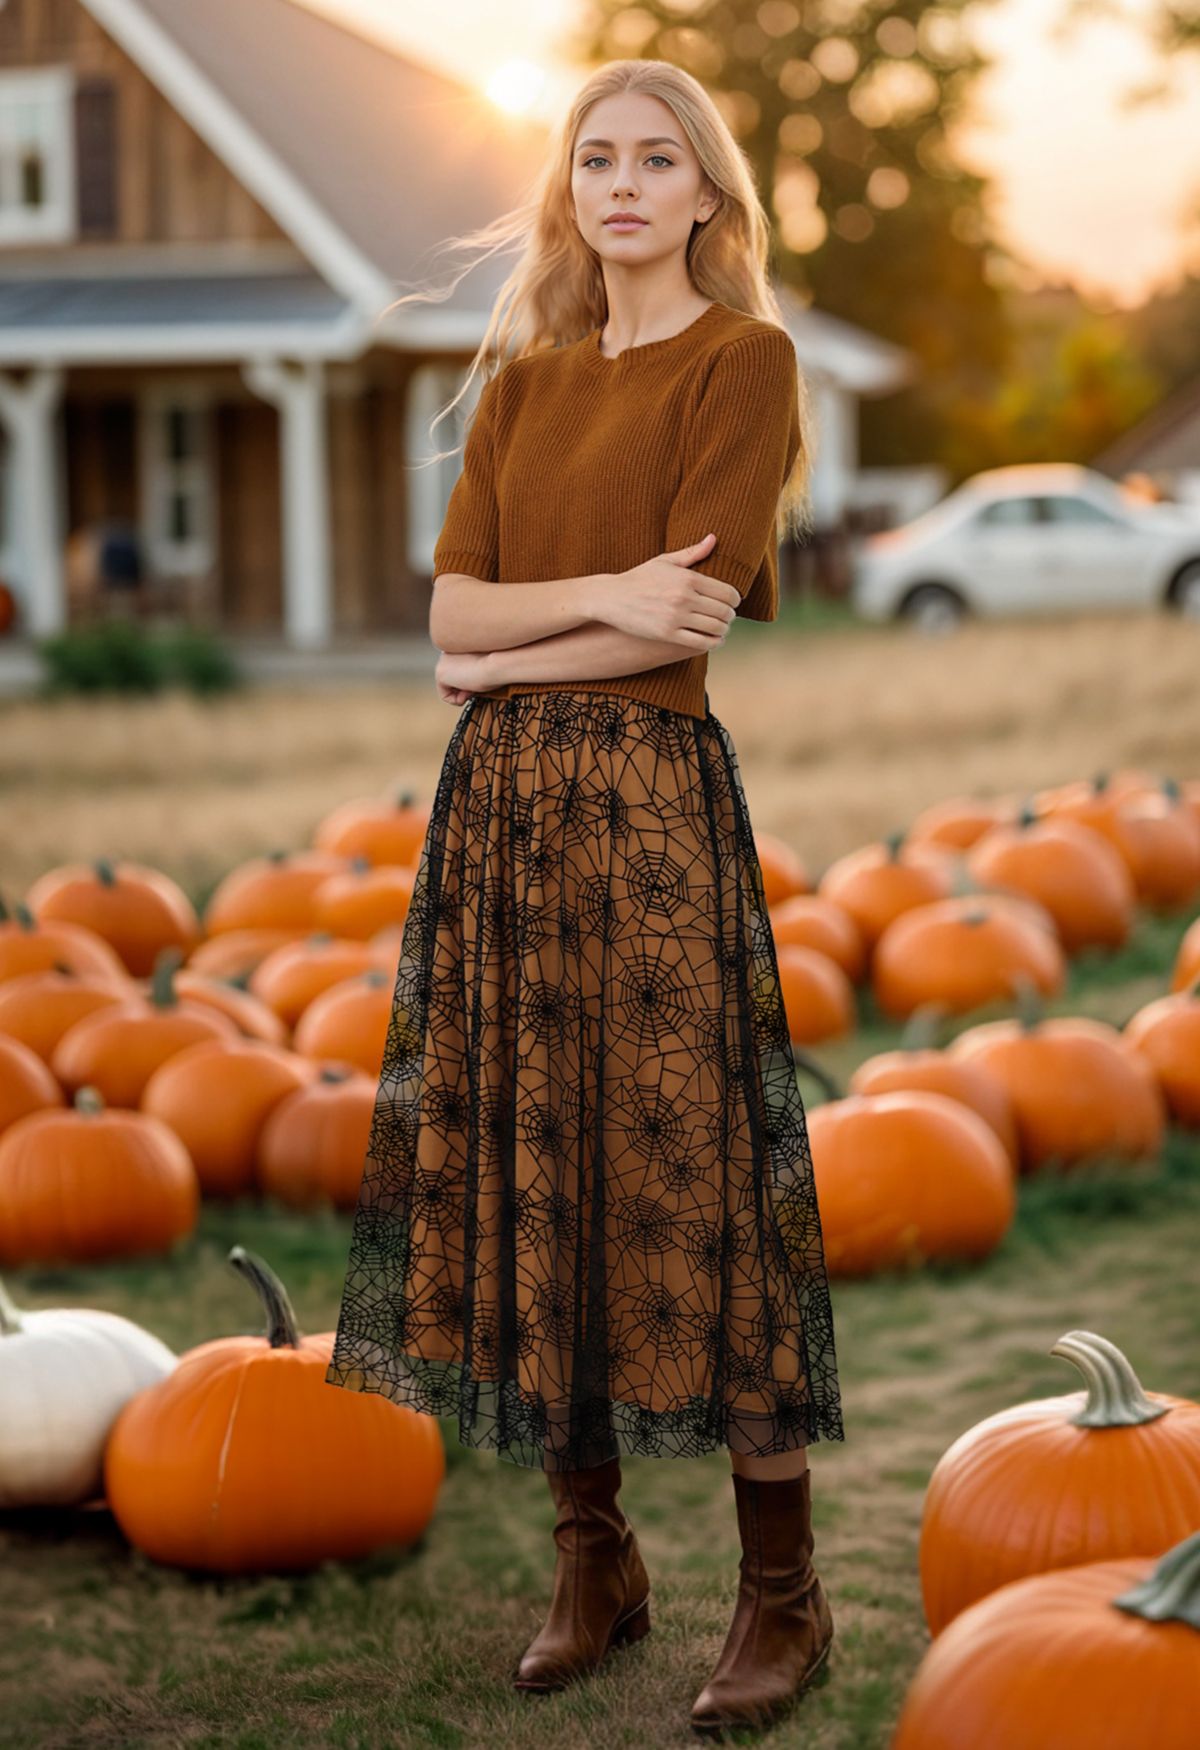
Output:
top-left (82, 0), bottom-right (396, 315)
top-left (0, 66), bottom-right (77, 244)
top-left (138, 382), bottom-right (217, 577)
top-left (0, 306), bottom-right (370, 365)
top-left (241, 356), bottom-right (332, 648)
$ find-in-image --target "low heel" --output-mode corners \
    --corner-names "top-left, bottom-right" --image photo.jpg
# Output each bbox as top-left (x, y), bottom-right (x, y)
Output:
top-left (610, 1595), bottom-right (651, 1648)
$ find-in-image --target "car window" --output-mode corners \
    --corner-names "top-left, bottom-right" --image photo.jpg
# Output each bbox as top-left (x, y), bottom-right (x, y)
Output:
top-left (1037, 495), bottom-right (1123, 526)
top-left (975, 497), bottom-right (1039, 528)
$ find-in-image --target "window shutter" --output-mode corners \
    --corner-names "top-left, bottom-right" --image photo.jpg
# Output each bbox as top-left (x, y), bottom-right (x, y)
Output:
top-left (75, 78), bottom-right (118, 236)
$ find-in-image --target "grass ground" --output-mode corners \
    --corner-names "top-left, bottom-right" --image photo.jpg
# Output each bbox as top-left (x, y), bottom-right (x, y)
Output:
top-left (2, 608), bottom-right (1199, 1748)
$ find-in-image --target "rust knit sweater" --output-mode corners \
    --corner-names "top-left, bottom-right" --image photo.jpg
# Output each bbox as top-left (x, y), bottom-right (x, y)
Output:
top-left (431, 298), bottom-right (801, 719)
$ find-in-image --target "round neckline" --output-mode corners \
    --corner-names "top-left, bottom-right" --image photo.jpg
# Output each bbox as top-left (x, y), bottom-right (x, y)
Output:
top-left (586, 299), bottom-right (728, 366)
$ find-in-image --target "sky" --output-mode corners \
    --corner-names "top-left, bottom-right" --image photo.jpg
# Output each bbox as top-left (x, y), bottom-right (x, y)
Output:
top-left (302, 0), bottom-right (1200, 310)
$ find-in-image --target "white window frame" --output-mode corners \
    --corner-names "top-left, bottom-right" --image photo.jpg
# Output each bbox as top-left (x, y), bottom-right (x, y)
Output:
top-left (406, 363), bottom-right (483, 575)
top-left (0, 66), bottom-right (76, 244)
top-left (138, 386), bottom-right (217, 578)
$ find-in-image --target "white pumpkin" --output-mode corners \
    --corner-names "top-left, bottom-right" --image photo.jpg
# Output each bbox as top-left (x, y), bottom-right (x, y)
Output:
top-left (0, 1275), bottom-right (177, 1507)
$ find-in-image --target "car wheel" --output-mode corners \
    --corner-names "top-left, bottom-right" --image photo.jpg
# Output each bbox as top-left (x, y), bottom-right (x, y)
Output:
top-left (1174, 562), bottom-right (1200, 620)
top-left (899, 584), bottom-right (965, 634)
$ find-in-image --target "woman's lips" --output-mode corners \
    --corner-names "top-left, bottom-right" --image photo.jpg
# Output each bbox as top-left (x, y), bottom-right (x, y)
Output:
top-left (605, 218), bottom-right (647, 227)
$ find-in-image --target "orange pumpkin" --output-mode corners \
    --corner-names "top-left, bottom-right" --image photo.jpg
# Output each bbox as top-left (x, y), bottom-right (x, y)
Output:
top-left (25, 857), bottom-right (201, 977)
top-left (767, 894), bottom-right (866, 984)
top-left (202, 850), bottom-right (352, 936)
top-left (1099, 789), bottom-right (1200, 910)
top-left (311, 862), bottom-right (416, 941)
top-left (104, 1245), bottom-right (444, 1573)
top-left (0, 1033), bottom-right (65, 1133)
top-left (849, 1040), bottom-right (1018, 1170)
top-left (1122, 988), bottom-right (1200, 1126)
top-left (907, 794), bottom-right (1020, 851)
top-left (156, 965), bottom-right (289, 1046)
top-left (949, 1005), bottom-right (1166, 1173)
top-left (799, 1089), bottom-right (1014, 1277)
top-left (51, 954), bottom-right (240, 1106)
top-left (773, 945), bottom-right (855, 1043)
top-left (184, 928), bottom-right (301, 981)
top-left (291, 969), bottom-right (394, 1074)
top-left (313, 788), bottom-right (431, 866)
top-left (919, 1330), bottom-right (1200, 1635)
top-left (249, 933), bottom-right (394, 1026)
top-left (0, 967), bottom-right (129, 1063)
top-left (1033, 768), bottom-right (1162, 826)
top-left (896, 1532), bottom-right (1200, 1749)
top-left (872, 895), bottom-right (1065, 1021)
top-left (257, 1066), bottom-right (375, 1209)
top-left (0, 1086), bottom-right (198, 1265)
top-left (965, 810), bottom-right (1135, 952)
top-left (817, 833), bottom-right (959, 953)
top-left (0, 899), bottom-right (131, 985)
top-left (753, 832), bottom-right (808, 908)
top-left (140, 1038), bottom-right (316, 1198)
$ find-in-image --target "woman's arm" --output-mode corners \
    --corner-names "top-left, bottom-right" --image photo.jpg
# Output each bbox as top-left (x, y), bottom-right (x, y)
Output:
top-left (430, 571), bottom-right (614, 654)
top-left (479, 618), bottom-right (711, 687)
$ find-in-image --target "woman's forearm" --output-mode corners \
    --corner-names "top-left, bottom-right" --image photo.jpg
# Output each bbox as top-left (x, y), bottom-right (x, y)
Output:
top-left (482, 619), bottom-right (694, 686)
top-left (431, 572), bottom-right (615, 653)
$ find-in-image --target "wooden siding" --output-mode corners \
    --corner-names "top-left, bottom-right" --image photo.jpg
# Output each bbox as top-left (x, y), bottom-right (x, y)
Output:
top-left (0, 0), bottom-right (292, 248)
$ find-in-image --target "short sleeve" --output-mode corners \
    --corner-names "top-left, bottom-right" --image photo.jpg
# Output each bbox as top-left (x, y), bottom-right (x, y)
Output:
top-left (663, 328), bottom-right (801, 622)
top-left (432, 369), bottom-right (502, 583)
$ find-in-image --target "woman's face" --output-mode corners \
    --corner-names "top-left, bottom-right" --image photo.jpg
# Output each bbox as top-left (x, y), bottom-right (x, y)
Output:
top-left (570, 91), bottom-right (717, 266)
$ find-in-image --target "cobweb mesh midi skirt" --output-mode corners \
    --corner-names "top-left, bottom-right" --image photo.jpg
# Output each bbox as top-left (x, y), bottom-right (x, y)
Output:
top-left (325, 688), bottom-right (845, 1471)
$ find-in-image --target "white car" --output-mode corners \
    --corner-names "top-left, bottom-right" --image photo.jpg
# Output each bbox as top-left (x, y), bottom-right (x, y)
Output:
top-left (851, 463), bottom-right (1200, 631)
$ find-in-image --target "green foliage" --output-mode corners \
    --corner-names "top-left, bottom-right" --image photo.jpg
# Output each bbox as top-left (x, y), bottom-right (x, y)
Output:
top-left (35, 621), bottom-right (243, 697)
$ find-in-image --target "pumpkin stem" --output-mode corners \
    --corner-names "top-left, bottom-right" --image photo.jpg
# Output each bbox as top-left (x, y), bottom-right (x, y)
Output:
top-left (0, 1275), bottom-right (24, 1336)
top-left (1112, 1529), bottom-right (1200, 1631)
top-left (75, 1085), bottom-right (106, 1116)
top-left (151, 946), bottom-right (185, 1007)
top-left (94, 858), bottom-right (117, 887)
top-left (1011, 970), bottom-right (1044, 1032)
top-left (1051, 1330), bottom-right (1171, 1427)
top-left (900, 1002), bottom-right (949, 1052)
top-left (790, 1049), bottom-right (842, 1102)
top-left (227, 1245), bottom-right (302, 1349)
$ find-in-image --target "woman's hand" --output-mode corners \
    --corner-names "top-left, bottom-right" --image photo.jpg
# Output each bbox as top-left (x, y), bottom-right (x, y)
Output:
top-left (435, 649), bottom-right (491, 705)
top-left (605, 534), bottom-right (742, 648)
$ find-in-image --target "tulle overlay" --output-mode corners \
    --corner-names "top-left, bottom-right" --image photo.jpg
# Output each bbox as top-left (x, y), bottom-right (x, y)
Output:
top-left (325, 689), bottom-right (845, 1470)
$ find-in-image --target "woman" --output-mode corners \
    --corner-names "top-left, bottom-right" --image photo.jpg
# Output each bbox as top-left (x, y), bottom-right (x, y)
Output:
top-left (325, 57), bottom-right (846, 1739)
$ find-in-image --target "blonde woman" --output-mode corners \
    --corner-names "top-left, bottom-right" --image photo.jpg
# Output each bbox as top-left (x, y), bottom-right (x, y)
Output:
top-left (326, 57), bottom-right (845, 1739)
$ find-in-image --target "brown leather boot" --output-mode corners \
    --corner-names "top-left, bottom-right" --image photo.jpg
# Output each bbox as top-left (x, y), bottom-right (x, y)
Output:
top-left (513, 1453), bottom-right (651, 1694)
top-left (690, 1467), bottom-right (834, 1738)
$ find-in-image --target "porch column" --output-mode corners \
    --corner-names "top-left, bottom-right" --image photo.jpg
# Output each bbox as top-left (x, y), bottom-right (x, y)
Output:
top-left (0, 365), bottom-right (66, 637)
top-left (241, 357), bottom-right (332, 648)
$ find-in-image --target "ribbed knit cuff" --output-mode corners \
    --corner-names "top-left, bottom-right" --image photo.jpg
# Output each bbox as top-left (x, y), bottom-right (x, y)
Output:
top-left (431, 549), bottom-right (497, 582)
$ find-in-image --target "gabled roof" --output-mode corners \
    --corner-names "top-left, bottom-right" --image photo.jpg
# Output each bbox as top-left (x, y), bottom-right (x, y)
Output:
top-left (84, 0), bottom-right (548, 335)
top-left (1090, 374), bottom-right (1200, 475)
top-left (775, 285), bottom-right (916, 396)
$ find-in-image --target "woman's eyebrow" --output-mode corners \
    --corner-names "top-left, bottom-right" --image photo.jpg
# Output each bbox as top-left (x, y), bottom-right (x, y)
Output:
top-left (575, 136), bottom-right (684, 151)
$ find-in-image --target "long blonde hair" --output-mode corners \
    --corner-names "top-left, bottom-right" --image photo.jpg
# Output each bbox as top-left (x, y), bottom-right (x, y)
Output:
top-left (390, 58), bottom-right (815, 540)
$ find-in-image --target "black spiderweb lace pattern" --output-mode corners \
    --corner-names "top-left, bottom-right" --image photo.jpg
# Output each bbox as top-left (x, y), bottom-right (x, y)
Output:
top-left (325, 690), bottom-right (845, 1471)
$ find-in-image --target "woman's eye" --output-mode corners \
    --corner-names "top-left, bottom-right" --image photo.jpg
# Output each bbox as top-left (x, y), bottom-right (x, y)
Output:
top-left (581, 155), bottom-right (674, 169)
